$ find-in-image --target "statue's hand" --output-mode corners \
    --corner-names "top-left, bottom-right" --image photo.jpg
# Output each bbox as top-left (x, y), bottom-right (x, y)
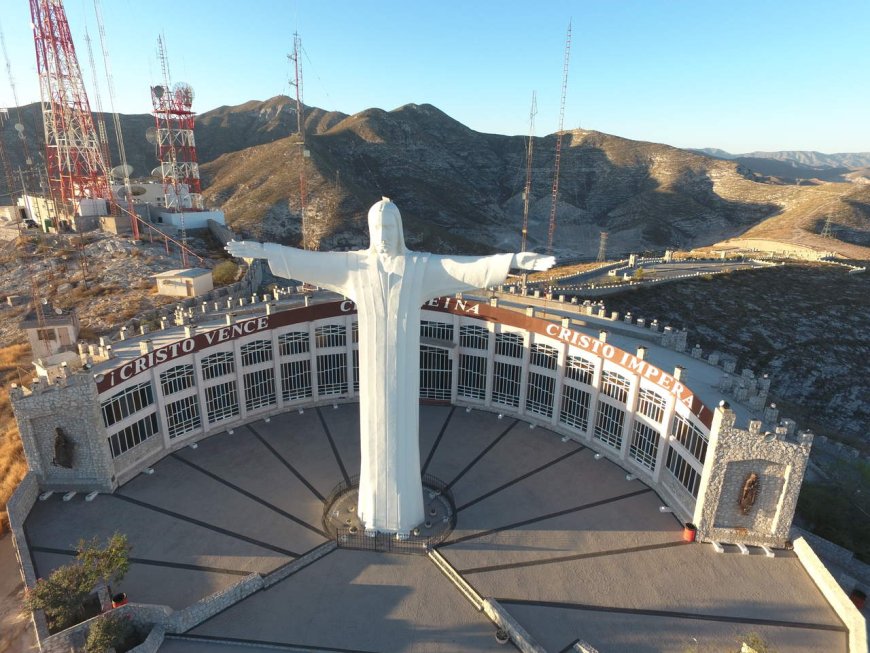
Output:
top-left (513, 252), bottom-right (556, 272)
top-left (226, 240), bottom-right (266, 260)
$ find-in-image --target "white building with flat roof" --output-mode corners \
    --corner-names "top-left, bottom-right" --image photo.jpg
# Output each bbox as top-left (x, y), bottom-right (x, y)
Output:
top-left (153, 268), bottom-right (214, 298)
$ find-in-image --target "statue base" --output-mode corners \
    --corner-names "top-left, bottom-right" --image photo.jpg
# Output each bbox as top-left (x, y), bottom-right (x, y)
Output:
top-left (322, 475), bottom-right (455, 554)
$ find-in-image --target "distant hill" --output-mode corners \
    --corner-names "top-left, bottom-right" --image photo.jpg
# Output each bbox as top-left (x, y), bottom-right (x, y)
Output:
top-left (741, 150), bottom-right (870, 169)
top-left (695, 147), bottom-right (870, 169)
top-left (201, 104), bottom-right (796, 257)
top-left (2, 98), bottom-right (869, 258)
top-left (199, 101), bottom-right (870, 258)
top-left (695, 147), bottom-right (870, 181)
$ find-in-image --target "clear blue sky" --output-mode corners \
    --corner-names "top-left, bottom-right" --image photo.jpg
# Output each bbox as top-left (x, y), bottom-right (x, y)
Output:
top-left (1, 0), bottom-right (867, 153)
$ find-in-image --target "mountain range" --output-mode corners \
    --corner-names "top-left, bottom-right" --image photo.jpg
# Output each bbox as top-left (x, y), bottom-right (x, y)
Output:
top-left (2, 96), bottom-right (868, 259)
top-left (696, 148), bottom-right (870, 170)
top-left (693, 148), bottom-right (870, 184)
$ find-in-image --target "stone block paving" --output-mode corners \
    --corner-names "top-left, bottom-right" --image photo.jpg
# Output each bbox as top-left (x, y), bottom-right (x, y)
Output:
top-left (22, 404), bottom-right (847, 652)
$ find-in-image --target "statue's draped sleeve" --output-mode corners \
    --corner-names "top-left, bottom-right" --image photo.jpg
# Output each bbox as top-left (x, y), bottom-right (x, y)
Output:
top-left (422, 253), bottom-right (514, 300)
top-left (262, 244), bottom-right (355, 296)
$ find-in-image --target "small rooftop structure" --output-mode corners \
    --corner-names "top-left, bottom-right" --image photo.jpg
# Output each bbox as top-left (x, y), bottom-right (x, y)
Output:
top-left (33, 349), bottom-right (81, 380)
top-left (20, 302), bottom-right (80, 360)
top-left (153, 267), bottom-right (214, 298)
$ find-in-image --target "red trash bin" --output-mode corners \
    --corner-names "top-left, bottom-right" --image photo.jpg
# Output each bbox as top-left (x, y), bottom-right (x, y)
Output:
top-left (682, 523), bottom-right (697, 543)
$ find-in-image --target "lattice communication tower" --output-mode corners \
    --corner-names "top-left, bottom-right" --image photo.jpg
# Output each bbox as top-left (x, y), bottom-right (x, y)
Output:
top-left (289, 32), bottom-right (310, 249)
top-left (520, 91), bottom-right (537, 252)
top-left (151, 36), bottom-right (203, 213)
top-left (546, 21), bottom-right (572, 255)
top-left (30, 0), bottom-right (111, 216)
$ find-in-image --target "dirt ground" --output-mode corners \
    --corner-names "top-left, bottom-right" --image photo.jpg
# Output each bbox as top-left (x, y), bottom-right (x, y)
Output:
top-left (0, 534), bottom-right (36, 653)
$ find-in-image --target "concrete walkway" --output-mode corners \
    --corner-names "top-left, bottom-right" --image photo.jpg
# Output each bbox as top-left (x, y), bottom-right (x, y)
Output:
top-left (21, 405), bottom-right (846, 652)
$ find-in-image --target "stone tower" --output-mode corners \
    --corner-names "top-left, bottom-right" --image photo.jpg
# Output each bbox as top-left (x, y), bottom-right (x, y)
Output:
top-left (694, 403), bottom-right (813, 548)
top-left (10, 370), bottom-right (115, 493)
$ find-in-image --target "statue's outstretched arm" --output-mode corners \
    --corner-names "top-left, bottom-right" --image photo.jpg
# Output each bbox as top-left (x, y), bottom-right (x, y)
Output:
top-left (423, 252), bottom-right (556, 300)
top-left (226, 240), bottom-right (267, 260)
top-left (423, 253), bottom-right (514, 298)
top-left (226, 240), bottom-right (353, 295)
top-left (511, 252), bottom-right (556, 272)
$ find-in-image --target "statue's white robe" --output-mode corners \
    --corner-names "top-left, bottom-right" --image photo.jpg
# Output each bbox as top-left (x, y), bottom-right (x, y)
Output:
top-left (264, 245), bottom-right (513, 533)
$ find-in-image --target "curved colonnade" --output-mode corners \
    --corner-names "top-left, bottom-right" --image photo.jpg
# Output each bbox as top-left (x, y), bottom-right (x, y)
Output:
top-left (96, 296), bottom-right (711, 521)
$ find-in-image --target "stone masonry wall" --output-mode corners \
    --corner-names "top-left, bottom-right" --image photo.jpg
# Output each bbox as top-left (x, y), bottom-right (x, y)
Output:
top-left (793, 537), bottom-right (868, 653)
top-left (10, 372), bottom-right (115, 492)
top-left (713, 459), bottom-right (785, 533)
top-left (166, 573), bottom-right (263, 633)
top-left (6, 471), bottom-right (39, 586)
top-left (694, 405), bottom-right (812, 547)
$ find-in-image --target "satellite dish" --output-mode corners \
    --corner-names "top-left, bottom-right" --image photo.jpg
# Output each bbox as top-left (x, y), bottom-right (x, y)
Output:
top-left (14, 123), bottom-right (24, 133)
top-left (110, 164), bottom-right (134, 180)
top-left (145, 126), bottom-right (157, 144)
top-left (54, 307), bottom-right (62, 315)
top-left (151, 162), bottom-right (176, 178)
top-left (152, 85), bottom-right (165, 99)
top-left (173, 82), bottom-right (194, 107)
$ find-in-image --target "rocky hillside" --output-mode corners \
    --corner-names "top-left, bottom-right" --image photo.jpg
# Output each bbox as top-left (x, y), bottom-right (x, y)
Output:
top-left (3, 97), bottom-right (869, 258)
top-left (203, 105), bottom-right (777, 255)
top-left (201, 105), bottom-right (870, 258)
top-left (600, 264), bottom-right (870, 448)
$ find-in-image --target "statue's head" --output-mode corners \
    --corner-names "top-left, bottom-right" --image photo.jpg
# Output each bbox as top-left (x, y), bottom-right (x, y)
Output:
top-left (368, 197), bottom-right (406, 255)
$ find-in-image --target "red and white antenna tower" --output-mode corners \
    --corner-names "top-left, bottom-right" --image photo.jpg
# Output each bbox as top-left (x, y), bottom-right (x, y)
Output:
top-left (520, 91), bottom-right (537, 252)
top-left (29, 0), bottom-right (111, 221)
top-left (151, 35), bottom-right (202, 266)
top-left (547, 21), bottom-right (572, 255)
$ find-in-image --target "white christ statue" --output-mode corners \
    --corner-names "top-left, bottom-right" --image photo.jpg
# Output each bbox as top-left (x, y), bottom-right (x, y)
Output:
top-left (227, 198), bottom-right (554, 535)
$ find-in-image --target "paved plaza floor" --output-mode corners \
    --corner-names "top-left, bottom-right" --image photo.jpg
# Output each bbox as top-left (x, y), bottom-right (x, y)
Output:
top-left (23, 405), bottom-right (846, 652)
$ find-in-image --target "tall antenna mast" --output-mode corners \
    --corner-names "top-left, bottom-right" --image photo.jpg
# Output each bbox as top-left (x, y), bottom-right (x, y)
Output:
top-left (547, 20), bottom-right (572, 255)
top-left (82, 27), bottom-right (114, 205)
top-left (0, 111), bottom-right (17, 216)
top-left (289, 32), bottom-right (309, 249)
top-left (0, 20), bottom-right (38, 202)
top-left (520, 91), bottom-right (537, 252)
top-left (93, 0), bottom-right (137, 239)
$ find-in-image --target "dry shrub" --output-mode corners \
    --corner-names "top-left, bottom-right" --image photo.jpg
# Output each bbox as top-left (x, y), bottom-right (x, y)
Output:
top-left (212, 260), bottom-right (240, 286)
top-left (0, 342), bottom-right (33, 535)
